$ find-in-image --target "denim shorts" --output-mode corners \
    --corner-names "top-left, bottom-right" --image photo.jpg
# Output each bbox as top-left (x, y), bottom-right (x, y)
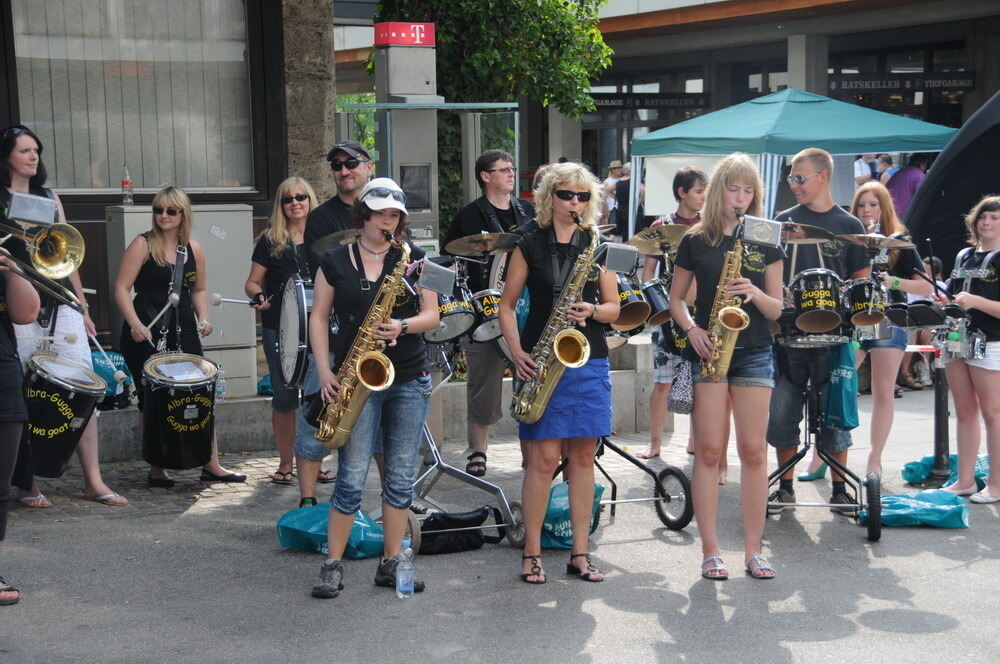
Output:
top-left (261, 327), bottom-right (300, 412)
top-left (330, 374), bottom-right (432, 514)
top-left (766, 346), bottom-right (852, 452)
top-left (690, 345), bottom-right (775, 388)
top-left (858, 322), bottom-right (908, 352)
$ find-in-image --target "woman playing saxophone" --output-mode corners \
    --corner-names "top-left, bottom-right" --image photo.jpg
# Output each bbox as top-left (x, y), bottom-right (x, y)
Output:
top-left (499, 162), bottom-right (618, 585)
top-left (308, 178), bottom-right (438, 600)
top-left (668, 153), bottom-right (784, 581)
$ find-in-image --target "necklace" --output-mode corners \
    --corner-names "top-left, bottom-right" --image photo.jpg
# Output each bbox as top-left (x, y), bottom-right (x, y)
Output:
top-left (358, 238), bottom-right (389, 257)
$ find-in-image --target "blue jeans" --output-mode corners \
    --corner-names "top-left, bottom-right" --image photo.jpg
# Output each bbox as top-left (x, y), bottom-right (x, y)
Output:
top-left (330, 374), bottom-right (432, 514)
top-left (690, 345), bottom-right (775, 387)
top-left (766, 346), bottom-right (852, 452)
top-left (261, 327), bottom-right (300, 412)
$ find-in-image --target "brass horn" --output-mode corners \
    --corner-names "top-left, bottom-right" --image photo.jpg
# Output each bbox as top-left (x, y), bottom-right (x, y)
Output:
top-left (0, 219), bottom-right (85, 280)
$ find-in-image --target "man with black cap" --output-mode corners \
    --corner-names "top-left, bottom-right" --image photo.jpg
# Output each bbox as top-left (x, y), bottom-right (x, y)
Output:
top-left (303, 140), bottom-right (374, 276)
top-left (295, 140), bottom-right (374, 506)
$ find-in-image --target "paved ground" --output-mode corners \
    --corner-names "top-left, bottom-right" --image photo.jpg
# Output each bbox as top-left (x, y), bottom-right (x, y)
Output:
top-left (3, 386), bottom-right (998, 663)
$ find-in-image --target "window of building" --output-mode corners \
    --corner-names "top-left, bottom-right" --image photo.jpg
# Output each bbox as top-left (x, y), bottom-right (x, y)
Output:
top-left (10, 0), bottom-right (253, 192)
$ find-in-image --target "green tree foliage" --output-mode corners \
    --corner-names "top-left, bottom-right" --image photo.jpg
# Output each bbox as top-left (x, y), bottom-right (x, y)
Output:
top-left (371, 0), bottom-right (612, 232)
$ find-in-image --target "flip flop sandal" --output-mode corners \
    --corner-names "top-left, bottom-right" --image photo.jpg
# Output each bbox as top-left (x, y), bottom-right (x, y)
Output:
top-left (745, 555), bottom-right (776, 579)
top-left (701, 555), bottom-right (728, 580)
top-left (317, 469), bottom-right (336, 484)
top-left (85, 493), bottom-right (128, 506)
top-left (271, 471), bottom-right (295, 485)
top-left (465, 452), bottom-right (487, 477)
top-left (19, 493), bottom-right (52, 508)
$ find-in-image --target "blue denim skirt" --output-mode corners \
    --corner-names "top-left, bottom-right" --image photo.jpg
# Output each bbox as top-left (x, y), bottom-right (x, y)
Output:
top-left (518, 357), bottom-right (612, 441)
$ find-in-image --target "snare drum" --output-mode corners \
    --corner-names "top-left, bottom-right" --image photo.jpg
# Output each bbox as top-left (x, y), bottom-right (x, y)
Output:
top-left (790, 268), bottom-right (843, 333)
top-left (774, 309), bottom-right (849, 349)
top-left (142, 352), bottom-right (219, 469)
top-left (605, 323), bottom-right (645, 351)
top-left (470, 289), bottom-right (503, 343)
top-left (843, 279), bottom-right (887, 326)
top-left (642, 278), bottom-right (671, 327)
top-left (278, 275), bottom-right (313, 388)
top-left (424, 285), bottom-right (476, 343)
top-left (25, 352), bottom-right (107, 478)
top-left (612, 273), bottom-right (650, 331)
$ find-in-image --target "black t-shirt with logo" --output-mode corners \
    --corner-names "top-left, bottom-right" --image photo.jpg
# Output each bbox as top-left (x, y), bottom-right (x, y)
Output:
top-left (949, 249), bottom-right (1000, 341)
top-left (775, 204), bottom-right (868, 282)
top-left (250, 236), bottom-right (309, 330)
top-left (673, 231), bottom-right (785, 357)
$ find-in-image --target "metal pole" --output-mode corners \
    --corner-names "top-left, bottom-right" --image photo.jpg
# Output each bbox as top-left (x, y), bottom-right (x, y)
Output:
top-left (928, 349), bottom-right (951, 486)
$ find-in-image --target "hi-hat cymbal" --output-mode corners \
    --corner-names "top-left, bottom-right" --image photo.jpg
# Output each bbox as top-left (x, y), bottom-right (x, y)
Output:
top-left (444, 232), bottom-right (519, 257)
top-left (837, 233), bottom-right (916, 250)
top-left (779, 222), bottom-right (836, 244)
top-left (311, 228), bottom-right (361, 255)
top-left (627, 224), bottom-right (690, 255)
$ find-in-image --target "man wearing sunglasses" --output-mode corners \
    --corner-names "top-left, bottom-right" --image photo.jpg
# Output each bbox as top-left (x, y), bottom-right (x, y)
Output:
top-left (767, 147), bottom-right (869, 516)
top-left (442, 149), bottom-right (535, 477)
top-left (303, 140), bottom-right (373, 276)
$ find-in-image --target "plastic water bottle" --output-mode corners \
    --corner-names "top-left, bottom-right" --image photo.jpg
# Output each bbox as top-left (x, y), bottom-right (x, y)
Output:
top-left (215, 366), bottom-right (227, 401)
top-left (395, 539), bottom-right (415, 599)
top-left (121, 163), bottom-right (134, 205)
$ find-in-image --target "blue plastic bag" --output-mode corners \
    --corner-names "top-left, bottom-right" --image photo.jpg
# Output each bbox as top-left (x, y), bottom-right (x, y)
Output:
top-left (276, 505), bottom-right (384, 559)
top-left (860, 490), bottom-right (969, 528)
top-left (541, 481), bottom-right (604, 550)
top-left (901, 453), bottom-right (989, 490)
top-left (257, 373), bottom-right (274, 396)
top-left (823, 342), bottom-right (858, 430)
top-left (90, 350), bottom-right (134, 395)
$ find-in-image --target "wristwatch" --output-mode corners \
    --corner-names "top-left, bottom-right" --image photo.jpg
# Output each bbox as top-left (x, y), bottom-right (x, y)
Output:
top-left (400, 318), bottom-right (409, 334)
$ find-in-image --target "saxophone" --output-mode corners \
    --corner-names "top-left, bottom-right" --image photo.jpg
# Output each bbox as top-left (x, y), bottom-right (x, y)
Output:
top-left (315, 233), bottom-right (411, 448)
top-left (702, 215), bottom-right (750, 382)
top-left (511, 215), bottom-right (598, 424)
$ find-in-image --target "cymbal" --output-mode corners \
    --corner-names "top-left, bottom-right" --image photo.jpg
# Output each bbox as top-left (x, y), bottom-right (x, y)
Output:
top-left (837, 233), bottom-right (916, 250)
top-left (597, 224), bottom-right (617, 235)
top-left (627, 224), bottom-right (690, 255)
top-left (311, 228), bottom-right (361, 255)
top-left (779, 222), bottom-right (836, 245)
top-left (444, 232), bottom-right (519, 257)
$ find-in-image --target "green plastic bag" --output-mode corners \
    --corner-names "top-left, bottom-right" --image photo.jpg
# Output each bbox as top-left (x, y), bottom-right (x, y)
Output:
top-left (540, 481), bottom-right (604, 550)
top-left (276, 505), bottom-right (384, 559)
top-left (860, 490), bottom-right (968, 528)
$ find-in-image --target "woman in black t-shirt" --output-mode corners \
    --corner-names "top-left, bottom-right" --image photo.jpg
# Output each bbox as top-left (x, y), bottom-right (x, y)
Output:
top-left (669, 153), bottom-right (784, 581)
top-left (244, 176), bottom-right (317, 485)
top-left (849, 182), bottom-right (931, 477)
top-left (938, 196), bottom-right (1000, 504)
top-left (308, 178), bottom-right (438, 599)
top-left (0, 241), bottom-right (41, 607)
top-left (499, 162), bottom-right (619, 585)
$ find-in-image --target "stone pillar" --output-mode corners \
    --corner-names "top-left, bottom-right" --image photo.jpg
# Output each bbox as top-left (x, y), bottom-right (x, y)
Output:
top-left (787, 34), bottom-right (829, 94)
top-left (547, 107), bottom-right (582, 163)
top-left (283, 0), bottom-right (338, 200)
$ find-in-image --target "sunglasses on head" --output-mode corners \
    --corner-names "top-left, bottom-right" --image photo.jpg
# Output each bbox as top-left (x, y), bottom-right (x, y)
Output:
top-left (362, 187), bottom-right (406, 204)
top-left (1, 125), bottom-right (28, 140)
top-left (281, 193), bottom-right (309, 205)
top-left (554, 189), bottom-right (592, 202)
top-left (786, 171), bottom-right (821, 186)
top-left (152, 207), bottom-right (183, 217)
top-left (331, 158), bottom-right (368, 171)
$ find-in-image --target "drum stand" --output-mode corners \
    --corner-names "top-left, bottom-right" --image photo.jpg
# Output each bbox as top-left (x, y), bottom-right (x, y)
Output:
top-left (766, 353), bottom-right (882, 542)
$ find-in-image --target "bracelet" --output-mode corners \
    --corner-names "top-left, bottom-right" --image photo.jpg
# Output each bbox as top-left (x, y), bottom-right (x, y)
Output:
top-left (891, 276), bottom-right (901, 290)
top-left (590, 304), bottom-right (597, 320)
top-left (683, 322), bottom-right (698, 336)
top-left (399, 318), bottom-right (409, 334)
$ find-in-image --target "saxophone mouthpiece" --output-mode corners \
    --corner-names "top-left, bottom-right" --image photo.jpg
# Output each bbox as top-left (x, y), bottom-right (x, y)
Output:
top-left (572, 213), bottom-right (583, 226)
top-left (383, 230), bottom-right (402, 248)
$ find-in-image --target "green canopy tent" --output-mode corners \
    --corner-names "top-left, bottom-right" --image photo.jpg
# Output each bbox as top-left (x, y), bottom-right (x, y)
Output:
top-left (627, 88), bottom-right (957, 230)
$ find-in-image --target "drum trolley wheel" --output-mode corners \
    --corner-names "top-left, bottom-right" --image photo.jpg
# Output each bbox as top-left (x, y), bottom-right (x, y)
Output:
top-left (552, 436), bottom-right (694, 531)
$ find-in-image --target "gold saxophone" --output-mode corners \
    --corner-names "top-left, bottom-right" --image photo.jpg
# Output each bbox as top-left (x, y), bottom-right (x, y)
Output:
top-left (702, 215), bottom-right (750, 382)
top-left (315, 233), bottom-right (411, 448)
top-left (511, 215), bottom-right (598, 424)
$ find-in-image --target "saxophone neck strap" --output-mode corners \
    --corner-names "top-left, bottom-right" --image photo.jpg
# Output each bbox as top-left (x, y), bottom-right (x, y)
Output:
top-left (546, 226), bottom-right (587, 298)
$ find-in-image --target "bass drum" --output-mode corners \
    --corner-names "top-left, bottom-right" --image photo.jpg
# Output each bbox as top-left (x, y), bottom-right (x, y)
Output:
top-left (278, 275), bottom-right (313, 388)
top-left (25, 352), bottom-right (107, 478)
top-left (142, 352), bottom-right (219, 470)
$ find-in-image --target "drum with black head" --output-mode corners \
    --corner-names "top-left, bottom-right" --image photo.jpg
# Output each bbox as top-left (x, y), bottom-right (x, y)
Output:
top-left (141, 352), bottom-right (218, 469)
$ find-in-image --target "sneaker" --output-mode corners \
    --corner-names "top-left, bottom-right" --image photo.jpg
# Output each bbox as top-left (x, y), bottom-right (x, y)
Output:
top-left (767, 488), bottom-right (796, 514)
top-left (311, 559), bottom-right (344, 599)
top-left (916, 361), bottom-right (933, 386)
top-left (374, 555), bottom-right (425, 592)
top-left (829, 491), bottom-right (858, 515)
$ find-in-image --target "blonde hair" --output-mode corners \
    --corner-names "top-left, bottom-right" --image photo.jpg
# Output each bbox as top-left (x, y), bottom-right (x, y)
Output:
top-left (692, 153), bottom-right (763, 247)
top-left (533, 162), bottom-right (602, 231)
top-left (964, 195), bottom-right (1000, 246)
top-left (147, 186), bottom-right (193, 267)
top-left (263, 176), bottom-right (318, 256)
top-left (791, 147), bottom-right (834, 175)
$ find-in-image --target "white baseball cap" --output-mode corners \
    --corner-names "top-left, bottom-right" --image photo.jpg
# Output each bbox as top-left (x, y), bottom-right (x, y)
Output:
top-left (359, 177), bottom-right (407, 215)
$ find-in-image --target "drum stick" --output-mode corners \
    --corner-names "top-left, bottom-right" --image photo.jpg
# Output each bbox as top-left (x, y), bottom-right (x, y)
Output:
top-left (89, 334), bottom-right (127, 383)
top-left (146, 293), bottom-right (180, 330)
top-left (211, 292), bottom-right (272, 306)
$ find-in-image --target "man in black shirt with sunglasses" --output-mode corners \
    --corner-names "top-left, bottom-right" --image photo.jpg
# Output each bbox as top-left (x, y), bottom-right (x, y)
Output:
top-left (442, 149), bottom-right (535, 477)
top-left (304, 140), bottom-right (374, 277)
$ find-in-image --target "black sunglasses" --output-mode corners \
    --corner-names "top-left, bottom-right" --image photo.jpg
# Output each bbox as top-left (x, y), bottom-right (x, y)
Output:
top-left (362, 187), bottom-right (406, 204)
top-left (331, 158), bottom-right (368, 171)
top-left (152, 207), bottom-right (183, 216)
top-left (554, 189), bottom-right (592, 202)
top-left (1, 125), bottom-right (28, 140)
top-left (281, 193), bottom-right (309, 205)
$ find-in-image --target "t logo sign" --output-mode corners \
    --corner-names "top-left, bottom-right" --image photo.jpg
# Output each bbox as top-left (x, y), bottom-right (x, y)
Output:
top-left (411, 24), bottom-right (426, 44)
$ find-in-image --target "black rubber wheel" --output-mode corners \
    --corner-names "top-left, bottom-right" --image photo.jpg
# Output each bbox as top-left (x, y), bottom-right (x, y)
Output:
top-left (864, 472), bottom-right (882, 542)
top-left (655, 466), bottom-right (694, 530)
top-left (506, 500), bottom-right (526, 548)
